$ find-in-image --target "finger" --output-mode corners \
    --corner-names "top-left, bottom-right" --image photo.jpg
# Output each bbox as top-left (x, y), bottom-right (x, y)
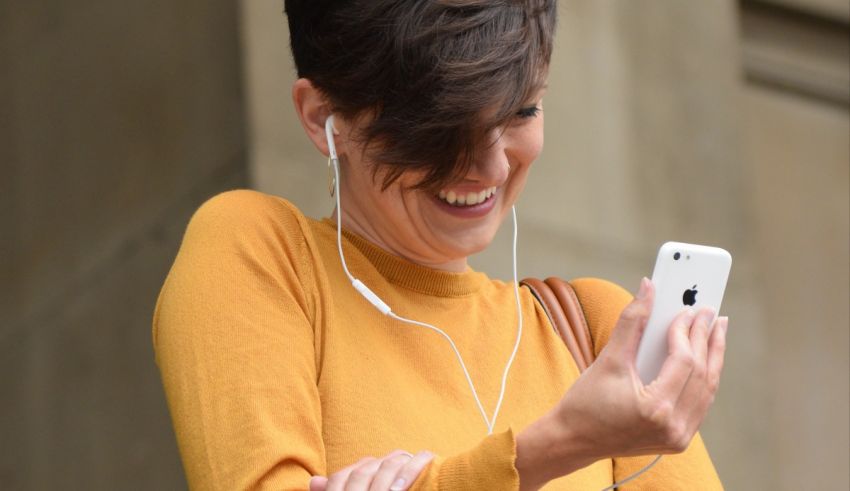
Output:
top-left (672, 309), bottom-right (718, 418)
top-left (689, 308), bottom-right (715, 371)
top-left (310, 476), bottom-right (329, 491)
top-left (343, 458), bottom-right (384, 491)
top-left (679, 315), bottom-right (729, 438)
top-left (705, 316), bottom-right (728, 395)
top-left (605, 278), bottom-right (654, 360)
top-left (651, 308), bottom-right (697, 398)
top-left (326, 458), bottom-right (375, 491)
top-left (387, 451), bottom-right (435, 491)
top-left (367, 451), bottom-right (414, 491)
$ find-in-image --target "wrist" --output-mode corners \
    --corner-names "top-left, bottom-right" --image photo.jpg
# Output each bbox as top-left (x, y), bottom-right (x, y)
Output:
top-left (516, 409), bottom-right (599, 490)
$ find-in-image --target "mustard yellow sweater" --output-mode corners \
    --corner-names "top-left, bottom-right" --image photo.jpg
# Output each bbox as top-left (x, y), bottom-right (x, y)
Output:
top-left (153, 189), bottom-right (723, 490)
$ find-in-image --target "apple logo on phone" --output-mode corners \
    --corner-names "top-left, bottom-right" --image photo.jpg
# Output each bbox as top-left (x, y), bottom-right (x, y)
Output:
top-left (683, 285), bottom-right (698, 306)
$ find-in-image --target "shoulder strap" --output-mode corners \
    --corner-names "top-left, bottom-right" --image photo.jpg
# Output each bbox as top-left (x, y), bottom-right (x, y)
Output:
top-left (520, 277), bottom-right (596, 372)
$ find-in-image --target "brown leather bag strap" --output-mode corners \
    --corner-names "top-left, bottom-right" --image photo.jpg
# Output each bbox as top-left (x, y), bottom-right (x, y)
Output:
top-left (520, 277), bottom-right (596, 372)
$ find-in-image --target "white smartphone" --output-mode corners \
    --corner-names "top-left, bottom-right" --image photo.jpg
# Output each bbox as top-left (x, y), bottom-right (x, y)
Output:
top-left (635, 242), bottom-right (732, 385)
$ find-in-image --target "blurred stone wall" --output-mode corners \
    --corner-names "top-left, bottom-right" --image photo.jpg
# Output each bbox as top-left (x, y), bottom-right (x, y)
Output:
top-left (2, 1), bottom-right (246, 489)
top-left (242, 1), bottom-right (849, 490)
top-left (3, 0), bottom-right (846, 489)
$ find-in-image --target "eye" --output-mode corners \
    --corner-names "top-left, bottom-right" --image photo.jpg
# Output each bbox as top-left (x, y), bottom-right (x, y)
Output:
top-left (515, 105), bottom-right (541, 119)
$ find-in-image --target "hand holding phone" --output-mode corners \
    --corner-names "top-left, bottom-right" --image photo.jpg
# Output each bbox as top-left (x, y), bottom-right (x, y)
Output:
top-left (635, 242), bottom-right (732, 385)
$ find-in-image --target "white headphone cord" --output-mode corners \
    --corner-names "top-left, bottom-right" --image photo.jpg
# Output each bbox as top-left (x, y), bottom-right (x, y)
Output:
top-left (326, 117), bottom-right (659, 487)
top-left (329, 153), bottom-right (522, 435)
top-left (601, 454), bottom-right (663, 490)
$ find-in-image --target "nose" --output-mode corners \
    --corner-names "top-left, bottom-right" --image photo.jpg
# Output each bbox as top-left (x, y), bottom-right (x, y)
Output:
top-left (466, 128), bottom-right (510, 184)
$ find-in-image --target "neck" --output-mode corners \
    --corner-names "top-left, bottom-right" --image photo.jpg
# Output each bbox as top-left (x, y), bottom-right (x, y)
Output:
top-left (330, 208), bottom-right (469, 273)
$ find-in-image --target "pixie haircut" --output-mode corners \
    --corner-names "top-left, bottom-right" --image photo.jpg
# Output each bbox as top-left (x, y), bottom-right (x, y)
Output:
top-left (284, 0), bottom-right (557, 190)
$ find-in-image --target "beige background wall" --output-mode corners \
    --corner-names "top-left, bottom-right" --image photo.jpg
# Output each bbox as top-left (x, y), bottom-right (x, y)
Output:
top-left (2, 1), bottom-right (246, 489)
top-left (241, 1), bottom-right (849, 489)
top-left (2, 0), bottom-right (847, 489)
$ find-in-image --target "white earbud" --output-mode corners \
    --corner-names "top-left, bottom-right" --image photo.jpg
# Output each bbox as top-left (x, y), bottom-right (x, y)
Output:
top-left (325, 115), bottom-right (339, 161)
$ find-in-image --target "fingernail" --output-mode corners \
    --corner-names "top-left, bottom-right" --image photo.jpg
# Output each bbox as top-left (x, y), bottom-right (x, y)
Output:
top-left (637, 277), bottom-right (650, 299)
top-left (390, 478), bottom-right (407, 491)
top-left (719, 316), bottom-right (729, 331)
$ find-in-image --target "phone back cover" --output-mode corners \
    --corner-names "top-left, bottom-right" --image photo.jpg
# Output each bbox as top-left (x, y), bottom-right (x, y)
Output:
top-left (636, 242), bottom-right (732, 385)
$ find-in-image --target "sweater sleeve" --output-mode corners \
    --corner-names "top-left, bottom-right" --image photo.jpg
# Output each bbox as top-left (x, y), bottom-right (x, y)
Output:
top-left (570, 277), bottom-right (724, 490)
top-left (408, 429), bottom-right (521, 491)
top-left (152, 190), bottom-right (325, 490)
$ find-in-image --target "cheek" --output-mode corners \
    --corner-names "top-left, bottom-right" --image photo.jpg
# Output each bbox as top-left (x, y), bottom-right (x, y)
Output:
top-left (530, 119), bottom-right (545, 157)
top-left (516, 123), bottom-right (544, 166)
top-left (528, 136), bottom-right (544, 162)
top-left (506, 123), bottom-right (542, 197)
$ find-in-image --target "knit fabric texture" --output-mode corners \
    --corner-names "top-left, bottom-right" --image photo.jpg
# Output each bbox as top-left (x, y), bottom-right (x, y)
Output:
top-left (153, 189), bottom-right (723, 490)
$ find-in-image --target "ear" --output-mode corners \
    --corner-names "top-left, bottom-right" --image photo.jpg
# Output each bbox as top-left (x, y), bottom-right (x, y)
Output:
top-left (291, 78), bottom-right (338, 157)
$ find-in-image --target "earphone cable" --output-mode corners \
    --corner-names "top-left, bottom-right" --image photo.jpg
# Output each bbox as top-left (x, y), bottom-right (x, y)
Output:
top-left (329, 149), bottom-right (522, 435)
top-left (489, 205), bottom-right (523, 431)
top-left (600, 454), bottom-right (663, 490)
top-left (326, 117), bottom-right (659, 487)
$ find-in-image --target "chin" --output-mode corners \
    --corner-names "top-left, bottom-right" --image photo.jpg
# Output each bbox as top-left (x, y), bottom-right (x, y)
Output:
top-left (441, 223), bottom-right (500, 259)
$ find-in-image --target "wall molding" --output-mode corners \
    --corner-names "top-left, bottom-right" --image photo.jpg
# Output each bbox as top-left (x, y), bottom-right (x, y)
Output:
top-left (741, 0), bottom-right (850, 106)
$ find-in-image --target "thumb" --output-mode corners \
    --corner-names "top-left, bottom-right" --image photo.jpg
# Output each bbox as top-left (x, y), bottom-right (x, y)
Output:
top-left (309, 476), bottom-right (328, 491)
top-left (604, 277), bottom-right (654, 361)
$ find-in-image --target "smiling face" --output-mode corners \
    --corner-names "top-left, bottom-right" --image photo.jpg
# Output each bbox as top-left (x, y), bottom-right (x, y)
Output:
top-left (331, 97), bottom-right (545, 272)
top-left (286, 0), bottom-right (556, 272)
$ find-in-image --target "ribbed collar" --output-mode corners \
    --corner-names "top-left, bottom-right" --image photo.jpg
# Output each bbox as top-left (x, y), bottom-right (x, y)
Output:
top-left (319, 218), bottom-right (488, 297)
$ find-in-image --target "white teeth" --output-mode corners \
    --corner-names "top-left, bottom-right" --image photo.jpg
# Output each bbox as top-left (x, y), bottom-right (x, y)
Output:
top-left (437, 186), bottom-right (498, 206)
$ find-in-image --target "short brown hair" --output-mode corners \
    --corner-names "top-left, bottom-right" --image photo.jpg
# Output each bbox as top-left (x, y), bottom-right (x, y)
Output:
top-left (284, 0), bottom-right (557, 190)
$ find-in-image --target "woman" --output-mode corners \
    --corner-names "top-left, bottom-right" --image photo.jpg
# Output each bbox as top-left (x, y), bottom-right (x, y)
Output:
top-left (153, 1), bottom-right (727, 489)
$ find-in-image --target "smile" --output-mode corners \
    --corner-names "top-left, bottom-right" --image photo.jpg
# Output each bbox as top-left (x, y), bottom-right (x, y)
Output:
top-left (437, 186), bottom-right (498, 206)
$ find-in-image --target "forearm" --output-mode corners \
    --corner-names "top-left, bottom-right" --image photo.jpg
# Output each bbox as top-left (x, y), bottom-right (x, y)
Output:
top-left (515, 410), bottom-right (599, 491)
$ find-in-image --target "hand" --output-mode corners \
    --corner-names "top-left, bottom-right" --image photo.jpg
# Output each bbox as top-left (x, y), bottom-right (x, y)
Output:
top-left (516, 278), bottom-right (728, 489)
top-left (561, 277), bottom-right (727, 454)
top-left (309, 450), bottom-right (434, 491)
